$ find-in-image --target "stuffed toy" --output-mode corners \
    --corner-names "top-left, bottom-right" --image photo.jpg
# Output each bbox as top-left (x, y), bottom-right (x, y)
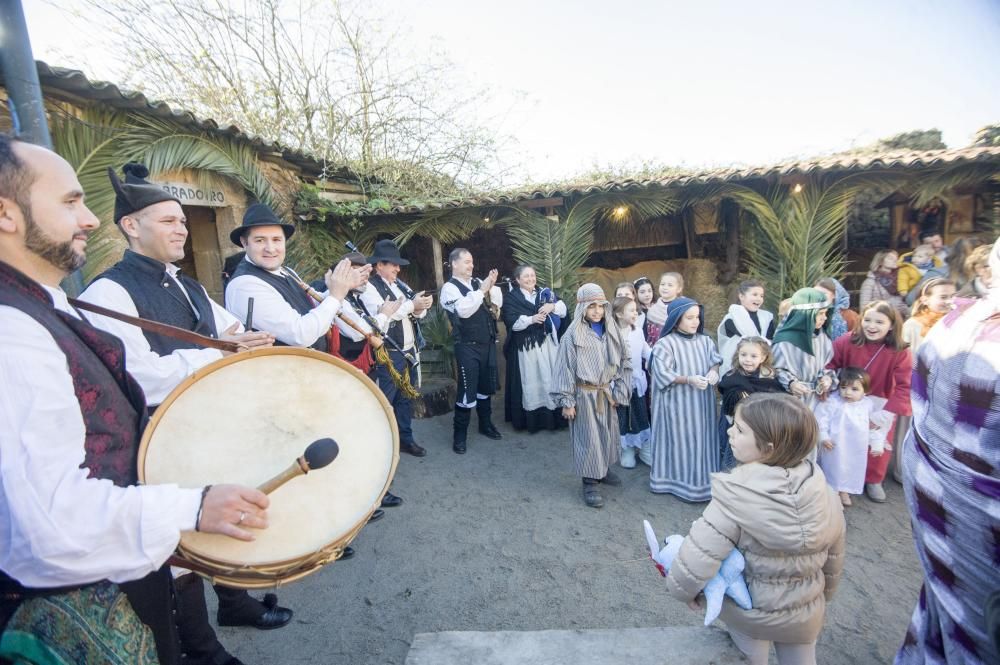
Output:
top-left (643, 520), bottom-right (753, 626)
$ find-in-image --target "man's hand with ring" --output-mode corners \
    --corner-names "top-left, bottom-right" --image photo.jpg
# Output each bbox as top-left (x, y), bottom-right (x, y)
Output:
top-left (197, 484), bottom-right (269, 541)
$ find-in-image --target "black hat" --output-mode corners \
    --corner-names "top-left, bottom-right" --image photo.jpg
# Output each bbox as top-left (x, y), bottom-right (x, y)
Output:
top-left (341, 251), bottom-right (368, 266)
top-left (109, 163), bottom-right (181, 223)
top-left (367, 239), bottom-right (409, 266)
top-left (229, 203), bottom-right (296, 247)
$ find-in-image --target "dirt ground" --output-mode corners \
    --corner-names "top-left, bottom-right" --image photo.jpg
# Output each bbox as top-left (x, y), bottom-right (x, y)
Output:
top-left (217, 413), bottom-right (923, 665)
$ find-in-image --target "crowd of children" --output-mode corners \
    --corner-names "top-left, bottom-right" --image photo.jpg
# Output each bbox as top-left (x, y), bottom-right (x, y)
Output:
top-left (542, 233), bottom-right (994, 664)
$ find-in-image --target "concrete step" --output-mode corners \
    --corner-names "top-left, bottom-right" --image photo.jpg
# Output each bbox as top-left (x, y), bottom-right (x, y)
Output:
top-left (404, 627), bottom-right (747, 665)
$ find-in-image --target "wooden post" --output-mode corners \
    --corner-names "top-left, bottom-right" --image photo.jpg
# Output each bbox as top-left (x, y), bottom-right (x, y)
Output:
top-left (682, 209), bottom-right (700, 259)
top-left (720, 200), bottom-right (741, 283)
top-left (431, 237), bottom-right (444, 288)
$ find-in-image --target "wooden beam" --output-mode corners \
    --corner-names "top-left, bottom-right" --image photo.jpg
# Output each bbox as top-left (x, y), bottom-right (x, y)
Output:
top-left (517, 197), bottom-right (564, 210)
top-left (720, 200), bottom-right (740, 282)
top-left (682, 209), bottom-right (700, 258)
top-left (431, 238), bottom-right (444, 288)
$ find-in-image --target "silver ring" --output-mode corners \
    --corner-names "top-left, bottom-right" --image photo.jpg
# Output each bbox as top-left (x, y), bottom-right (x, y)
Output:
top-left (238, 511), bottom-right (246, 524)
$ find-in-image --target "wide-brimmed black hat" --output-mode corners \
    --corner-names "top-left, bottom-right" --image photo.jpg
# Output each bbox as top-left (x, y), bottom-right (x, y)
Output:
top-left (230, 203), bottom-right (296, 246)
top-left (108, 163), bottom-right (181, 223)
top-left (367, 239), bottom-right (409, 266)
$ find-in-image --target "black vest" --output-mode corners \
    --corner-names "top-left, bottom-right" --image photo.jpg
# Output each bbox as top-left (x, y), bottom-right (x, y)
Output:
top-left (0, 261), bottom-right (180, 665)
top-left (446, 277), bottom-right (496, 344)
top-left (96, 250), bottom-right (218, 354)
top-left (338, 293), bottom-right (371, 361)
top-left (226, 259), bottom-right (328, 352)
top-left (368, 274), bottom-right (422, 350)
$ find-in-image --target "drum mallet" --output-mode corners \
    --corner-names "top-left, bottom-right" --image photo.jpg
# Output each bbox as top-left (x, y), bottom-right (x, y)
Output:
top-left (257, 438), bottom-right (340, 494)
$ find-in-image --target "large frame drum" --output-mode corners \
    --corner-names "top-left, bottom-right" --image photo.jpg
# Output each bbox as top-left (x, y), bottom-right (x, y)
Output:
top-left (138, 347), bottom-right (398, 588)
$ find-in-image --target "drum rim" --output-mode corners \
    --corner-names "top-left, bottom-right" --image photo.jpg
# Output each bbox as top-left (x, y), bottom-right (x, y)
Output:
top-left (137, 346), bottom-right (399, 582)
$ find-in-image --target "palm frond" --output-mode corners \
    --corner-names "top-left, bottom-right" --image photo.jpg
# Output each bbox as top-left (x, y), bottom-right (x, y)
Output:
top-left (115, 115), bottom-right (277, 208)
top-left (910, 162), bottom-right (1000, 208)
top-left (285, 221), bottom-right (352, 283)
top-left (389, 207), bottom-right (496, 247)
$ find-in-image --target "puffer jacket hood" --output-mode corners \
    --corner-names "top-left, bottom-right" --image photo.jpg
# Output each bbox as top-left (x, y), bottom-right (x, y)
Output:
top-left (709, 461), bottom-right (838, 553)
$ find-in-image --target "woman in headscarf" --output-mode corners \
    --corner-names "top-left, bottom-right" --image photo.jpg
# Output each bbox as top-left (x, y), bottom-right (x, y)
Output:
top-left (501, 265), bottom-right (567, 433)
top-left (896, 236), bottom-right (1000, 665)
top-left (860, 250), bottom-right (907, 316)
top-left (550, 284), bottom-right (632, 508)
top-left (771, 288), bottom-right (837, 415)
top-left (815, 277), bottom-right (857, 340)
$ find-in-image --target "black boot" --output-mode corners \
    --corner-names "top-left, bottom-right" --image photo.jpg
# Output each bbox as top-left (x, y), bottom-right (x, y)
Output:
top-left (476, 397), bottom-right (502, 439)
top-left (453, 405), bottom-right (472, 453)
top-left (175, 573), bottom-right (242, 665)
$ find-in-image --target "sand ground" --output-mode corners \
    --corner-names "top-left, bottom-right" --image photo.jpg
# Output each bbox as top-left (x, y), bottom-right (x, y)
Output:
top-left (217, 413), bottom-right (922, 665)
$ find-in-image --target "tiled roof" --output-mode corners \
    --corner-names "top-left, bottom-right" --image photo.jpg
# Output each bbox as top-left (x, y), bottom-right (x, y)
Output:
top-left (6, 61), bottom-right (344, 177)
top-left (345, 145), bottom-right (1000, 218)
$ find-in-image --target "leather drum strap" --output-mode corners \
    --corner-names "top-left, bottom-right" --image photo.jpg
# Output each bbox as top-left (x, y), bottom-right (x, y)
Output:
top-left (69, 298), bottom-right (240, 353)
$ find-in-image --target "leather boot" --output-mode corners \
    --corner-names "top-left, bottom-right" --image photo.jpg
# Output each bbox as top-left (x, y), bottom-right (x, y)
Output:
top-left (476, 397), bottom-right (502, 439)
top-left (453, 406), bottom-right (472, 454)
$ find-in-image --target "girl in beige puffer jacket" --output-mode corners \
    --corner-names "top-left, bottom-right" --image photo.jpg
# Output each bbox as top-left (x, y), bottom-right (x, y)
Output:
top-left (665, 392), bottom-right (846, 665)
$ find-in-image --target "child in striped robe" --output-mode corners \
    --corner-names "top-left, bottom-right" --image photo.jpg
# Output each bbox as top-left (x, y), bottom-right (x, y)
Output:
top-left (648, 297), bottom-right (722, 501)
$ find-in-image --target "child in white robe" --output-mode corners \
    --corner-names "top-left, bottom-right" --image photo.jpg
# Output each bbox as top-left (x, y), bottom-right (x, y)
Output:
top-left (815, 367), bottom-right (893, 506)
top-left (717, 279), bottom-right (776, 375)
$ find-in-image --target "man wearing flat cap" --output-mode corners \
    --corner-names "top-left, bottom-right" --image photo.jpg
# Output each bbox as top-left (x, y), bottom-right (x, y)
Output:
top-left (224, 207), bottom-right (404, 507)
top-left (359, 239), bottom-right (434, 458)
top-left (78, 164), bottom-right (290, 662)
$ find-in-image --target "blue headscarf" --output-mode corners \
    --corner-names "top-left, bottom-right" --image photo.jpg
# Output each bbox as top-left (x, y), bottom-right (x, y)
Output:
top-left (825, 278), bottom-right (852, 339)
top-left (658, 296), bottom-right (704, 338)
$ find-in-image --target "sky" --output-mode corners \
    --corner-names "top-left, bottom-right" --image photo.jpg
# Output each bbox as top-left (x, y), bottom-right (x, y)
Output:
top-left (20, 0), bottom-right (1000, 184)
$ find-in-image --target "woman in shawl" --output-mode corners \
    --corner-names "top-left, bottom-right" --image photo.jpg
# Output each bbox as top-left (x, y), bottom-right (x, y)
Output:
top-left (648, 297), bottom-right (722, 501)
top-left (896, 237), bottom-right (1000, 665)
top-left (815, 277), bottom-right (858, 340)
top-left (501, 265), bottom-right (567, 433)
top-left (859, 250), bottom-right (907, 316)
top-left (550, 284), bottom-right (632, 508)
top-left (771, 288), bottom-right (837, 416)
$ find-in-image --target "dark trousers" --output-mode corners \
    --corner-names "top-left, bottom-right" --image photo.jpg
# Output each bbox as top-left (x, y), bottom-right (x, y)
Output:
top-left (175, 574), bottom-right (229, 665)
top-left (454, 342), bottom-right (498, 406)
top-left (376, 349), bottom-right (415, 444)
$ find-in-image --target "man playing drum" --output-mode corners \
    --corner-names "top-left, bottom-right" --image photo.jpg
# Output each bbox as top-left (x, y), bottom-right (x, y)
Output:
top-left (0, 136), bottom-right (270, 665)
top-left (77, 164), bottom-right (292, 655)
top-left (440, 247), bottom-right (504, 454)
top-left (224, 208), bottom-right (404, 508)
top-left (359, 239), bottom-right (434, 458)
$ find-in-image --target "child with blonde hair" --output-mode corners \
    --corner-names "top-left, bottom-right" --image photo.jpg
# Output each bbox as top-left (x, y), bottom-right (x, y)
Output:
top-left (717, 279), bottom-right (775, 375)
top-left (644, 272), bottom-right (684, 346)
top-left (665, 393), bottom-right (846, 665)
top-left (716, 337), bottom-right (788, 470)
top-left (901, 278), bottom-right (955, 351)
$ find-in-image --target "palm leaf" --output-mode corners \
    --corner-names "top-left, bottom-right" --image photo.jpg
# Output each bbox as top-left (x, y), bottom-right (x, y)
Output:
top-left (910, 162), bottom-right (1000, 208)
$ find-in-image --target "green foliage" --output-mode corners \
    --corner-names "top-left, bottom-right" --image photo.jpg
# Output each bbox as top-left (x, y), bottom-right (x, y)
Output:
top-left (875, 129), bottom-right (946, 152)
top-left (420, 306), bottom-right (455, 372)
top-left (48, 108), bottom-right (279, 284)
top-left (972, 123), bottom-right (1000, 147)
top-left (719, 174), bottom-right (906, 309)
top-left (910, 162), bottom-right (1000, 208)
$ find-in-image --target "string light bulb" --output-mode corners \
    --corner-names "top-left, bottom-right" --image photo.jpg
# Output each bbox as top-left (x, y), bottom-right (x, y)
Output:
top-left (612, 205), bottom-right (629, 220)
top-left (792, 183), bottom-right (804, 194)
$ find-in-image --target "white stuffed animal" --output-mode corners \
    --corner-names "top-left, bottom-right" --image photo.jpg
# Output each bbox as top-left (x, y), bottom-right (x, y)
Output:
top-left (643, 520), bottom-right (753, 626)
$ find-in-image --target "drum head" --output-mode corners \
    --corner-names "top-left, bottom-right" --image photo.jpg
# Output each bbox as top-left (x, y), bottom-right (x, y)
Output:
top-left (139, 348), bottom-right (397, 582)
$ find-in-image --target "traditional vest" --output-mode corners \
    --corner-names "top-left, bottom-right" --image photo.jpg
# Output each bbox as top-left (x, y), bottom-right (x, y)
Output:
top-left (446, 277), bottom-right (496, 344)
top-left (0, 262), bottom-right (178, 665)
top-left (226, 259), bottom-right (328, 353)
top-left (368, 274), bottom-right (423, 351)
top-left (96, 250), bottom-right (218, 354)
top-left (337, 293), bottom-right (371, 361)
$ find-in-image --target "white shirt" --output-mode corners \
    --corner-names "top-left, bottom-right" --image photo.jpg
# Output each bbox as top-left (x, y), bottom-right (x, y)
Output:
top-left (440, 277), bottom-right (503, 320)
top-left (79, 268), bottom-right (241, 406)
top-left (0, 285), bottom-right (201, 587)
top-left (359, 278), bottom-right (428, 351)
top-left (335, 288), bottom-right (388, 341)
top-left (509, 288), bottom-right (567, 338)
top-left (224, 261), bottom-right (344, 348)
